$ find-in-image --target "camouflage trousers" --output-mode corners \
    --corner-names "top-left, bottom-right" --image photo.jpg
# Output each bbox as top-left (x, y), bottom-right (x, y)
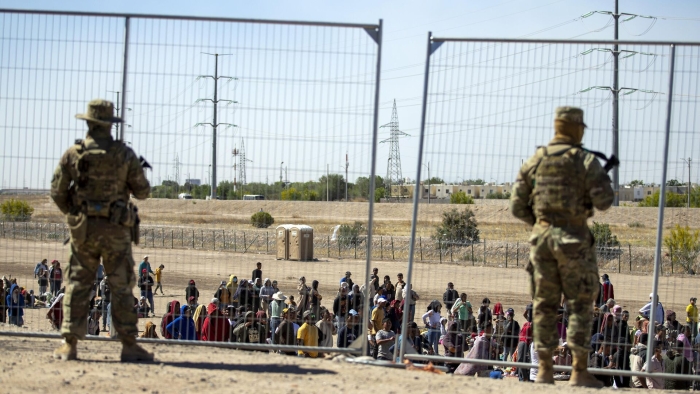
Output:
top-left (62, 218), bottom-right (137, 340)
top-left (528, 224), bottom-right (600, 355)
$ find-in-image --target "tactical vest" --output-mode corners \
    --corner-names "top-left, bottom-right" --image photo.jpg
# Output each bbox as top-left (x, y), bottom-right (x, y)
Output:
top-left (74, 139), bottom-right (129, 218)
top-left (532, 145), bottom-right (588, 221)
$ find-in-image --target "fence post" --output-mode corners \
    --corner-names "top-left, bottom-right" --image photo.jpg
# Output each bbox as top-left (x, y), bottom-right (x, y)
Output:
top-left (483, 238), bottom-right (486, 265)
top-left (391, 237), bottom-right (395, 260)
top-left (671, 249), bottom-right (673, 274)
top-left (243, 232), bottom-right (247, 253)
top-left (629, 244), bottom-right (632, 272)
top-left (471, 242), bottom-right (474, 266)
top-left (201, 230), bottom-right (204, 249)
top-left (181, 229), bottom-right (184, 247)
top-left (355, 241), bottom-right (357, 259)
top-left (266, 232), bottom-right (269, 253)
top-left (192, 230), bottom-right (195, 249)
top-left (338, 236), bottom-right (341, 257)
top-left (380, 236), bottom-right (383, 259)
top-left (505, 244), bottom-right (508, 268)
top-left (617, 245), bottom-right (621, 273)
top-left (516, 241), bottom-right (519, 267)
top-left (450, 242), bottom-right (453, 262)
top-left (234, 231), bottom-right (237, 252)
top-left (223, 231), bottom-right (226, 249)
top-left (439, 239), bottom-right (442, 263)
top-left (40, 224), bottom-right (43, 241)
top-left (212, 230), bottom-right (215, 250)
top-left (327, 235), bottom-right (330, 257)
top-left (419, 237), bottom-right (423, 262)
top-left (171, 230), bottom-right (174, 249)
top-left (25, 222), bottom-right (28, 239)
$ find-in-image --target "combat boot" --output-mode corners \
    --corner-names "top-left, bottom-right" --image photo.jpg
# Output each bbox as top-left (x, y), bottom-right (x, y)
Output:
top-left (120, 336), bottom-right (154, 362)
top-left (53, 336), bottom-right (78, 361)
top-left (570, 350), bottom-right (604, 388)
top-left (534, 349), bottom-right (554, 384)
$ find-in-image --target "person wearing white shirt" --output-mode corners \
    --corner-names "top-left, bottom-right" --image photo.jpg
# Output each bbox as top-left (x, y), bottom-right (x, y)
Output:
top-left (639, 293), bottom-right (665, 326)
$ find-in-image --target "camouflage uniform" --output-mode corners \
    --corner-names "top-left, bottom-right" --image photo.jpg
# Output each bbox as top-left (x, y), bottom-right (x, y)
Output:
top-left (51, 100), bottom-right (150, 357)
top-left (511, 107), bottom-right (613, 385)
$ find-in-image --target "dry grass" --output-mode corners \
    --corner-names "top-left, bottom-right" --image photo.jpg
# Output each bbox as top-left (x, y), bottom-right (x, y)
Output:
top-left (4, 194), bottom-right (699, 247)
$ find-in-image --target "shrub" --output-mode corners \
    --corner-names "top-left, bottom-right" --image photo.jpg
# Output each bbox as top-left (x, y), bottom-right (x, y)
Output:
top-left (664, 224), bottom-right (700, 274)
top-left (337, 221), bottom-right (365, 247)
top-left (628, 221), bottom-right (644, 228)
top-left (0, 199), bottom-right (34, 221)
top-left (485, 191), bottom-right (511, 199)
top-left (450, 191), bottom-right (474, 204)
top-left (250, 211), bottom-right (274, 228)
top-left (281, 187), bottom-right (302, 201)
top-left (638, 190), bottom-right (694, 207)
top-left (432, 207), bottom-right (479, 249)
top-left (591, 222), bottom-right (620, 247)
top-left (374, 187), bottom-right (386, 203)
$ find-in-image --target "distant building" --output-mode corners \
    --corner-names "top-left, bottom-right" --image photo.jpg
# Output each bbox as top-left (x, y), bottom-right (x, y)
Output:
top-left (185, 179), bottom-right (201, 186)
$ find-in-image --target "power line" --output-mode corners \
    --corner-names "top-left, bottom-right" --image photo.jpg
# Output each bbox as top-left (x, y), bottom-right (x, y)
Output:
top-left (195, 52), bottom-right (238, 199)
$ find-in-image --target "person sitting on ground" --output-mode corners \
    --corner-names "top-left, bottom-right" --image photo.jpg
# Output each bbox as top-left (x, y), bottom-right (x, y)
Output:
top-left (588, 339), bottom-right (615, 387)
top-left (454, 322), bottom-right (497, 377)
top-left (136, 296), bottom-right (150, 319)
top-left (255, 310), bottom-right (269, 343)
top-left (166, 305), bottom-right (196, 340)
top-left (232, 311), bottom-right (266, 344)
top-left (140, 321), bottom-right (160, 339)
top-left (297, 310), bottom-right (320, 358)
top-left (553, 344), bottom-right (572, 380)
top-left (664, 339), bottom-right (692, 391)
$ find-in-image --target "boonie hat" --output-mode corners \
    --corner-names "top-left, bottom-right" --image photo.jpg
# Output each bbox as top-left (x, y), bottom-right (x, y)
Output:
top-left (554, 106), bottom-right (587, 128)
top-left (75, 99), bottom-right (123, 127)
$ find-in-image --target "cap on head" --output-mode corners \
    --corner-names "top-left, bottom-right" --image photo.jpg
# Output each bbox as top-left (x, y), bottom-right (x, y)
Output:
top-left (554, 106), bottom-right (586, 128)
top-left (348, 309), bottom-right (359, 316)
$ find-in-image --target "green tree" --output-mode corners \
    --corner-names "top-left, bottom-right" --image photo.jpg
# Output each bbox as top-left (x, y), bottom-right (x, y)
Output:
top-left (629, 179), bottom-right (645, 187)
top-left (354, 176), bottom-right (384, 200)
top-left (281, 187), bottom-right (303, 201)
top-left (1, 199), bottom-right (34, 221)
top-left (638, 191), bottom-right (696, 208)
top-left (433, 207), bottom-right (479, 248)
top-left (251, 211), bottom-right (275, 228)
top-left (590, 222), bottom-right (620, 247)
top-left (450, 190), bottom-right (474, 204)
top-left (427, 177), bottom-right (444, 185)
top-left (319, 174), bottom-right (346, 201)
top-left (667, 179), bottom-right (683, 186)
top-left (374, 187), bottom-right (386, 202)
top-left (664, 224), bottom-right (700, 274)
top-left (464, 179), bottom-right (485, 185)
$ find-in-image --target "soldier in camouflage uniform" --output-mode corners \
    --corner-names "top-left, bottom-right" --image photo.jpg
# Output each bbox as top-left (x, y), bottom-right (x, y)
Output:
top-left (50, 99), bottom-right (153, 362)
top-left (511, 107), bottom-right (614, 387)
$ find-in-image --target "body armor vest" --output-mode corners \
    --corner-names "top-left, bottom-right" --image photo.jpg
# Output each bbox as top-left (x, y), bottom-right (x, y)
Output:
top-left (74, 140), bottom-right (129, 217)
top-left (532, 145), bottom-right (588, 221)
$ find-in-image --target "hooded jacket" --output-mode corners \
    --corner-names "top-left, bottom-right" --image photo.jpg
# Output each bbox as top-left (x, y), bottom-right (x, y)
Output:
top-left (193, 304), bottom-right (208, 336)
top-left (185, 282), bottom-right (199, 301)
top-left (166, 304), bottom-right (197, 340)
top-left (6, 284), bottom-right (24, 317)
top-left (232, 311), bottom-right (265, 344)
top-left (161, 300), bottom-right (181, 339)
top-left (202, 302), bottom-right (231, 342)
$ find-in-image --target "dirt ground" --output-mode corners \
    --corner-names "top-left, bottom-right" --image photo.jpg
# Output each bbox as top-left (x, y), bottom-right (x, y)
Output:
top-left (0, 336), bottom-right (631, 394)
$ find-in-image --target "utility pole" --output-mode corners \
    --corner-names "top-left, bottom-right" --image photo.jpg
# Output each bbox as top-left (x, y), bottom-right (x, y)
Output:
top-left (173, 154), bottom-right (180, 192)
top-left (423, 161), bottom-right (430, 205)
top-left (582, 4), bottom-right (658, 206)
top-left (107, 90), bottom-right (131, 140)
top-left (683, 158), bottom-right (692, 208)
top-left (327, 164), bottom-right (330, 202)
top-left (280, 162), bottom-right (284, 185)
top-left (345, 152), bottom-right (349, 202)
top-left (195, 53), bottom-right (238, 200)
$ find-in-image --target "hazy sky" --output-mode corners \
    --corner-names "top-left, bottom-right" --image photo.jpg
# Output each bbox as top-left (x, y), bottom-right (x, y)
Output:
top-left (2, 1), bottom-right (700, 190)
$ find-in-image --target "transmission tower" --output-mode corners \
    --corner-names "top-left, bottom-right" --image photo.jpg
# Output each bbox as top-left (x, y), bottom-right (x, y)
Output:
top-left (380, 100), bottom-right (409, 197)
top-left (173, 154), bottom-right (181, 186)
top-left (195, 53), bottom-right (239, 199)
top-left (238, 139), bottom-right (252, 187)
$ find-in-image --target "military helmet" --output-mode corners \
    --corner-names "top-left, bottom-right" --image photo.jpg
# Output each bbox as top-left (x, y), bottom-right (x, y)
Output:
top-left (554, 106), bottom-right (586, 128)
top-left (75, 99), bottom-right (123, 127)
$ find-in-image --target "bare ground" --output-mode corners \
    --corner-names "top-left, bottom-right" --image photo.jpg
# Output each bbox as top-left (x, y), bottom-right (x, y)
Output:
top-left (0, 336), bottom-right (619, 394)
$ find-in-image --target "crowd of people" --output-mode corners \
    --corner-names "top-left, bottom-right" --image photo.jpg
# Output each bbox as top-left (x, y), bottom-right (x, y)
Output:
top-left (3, 258), bottom-right (700, 388)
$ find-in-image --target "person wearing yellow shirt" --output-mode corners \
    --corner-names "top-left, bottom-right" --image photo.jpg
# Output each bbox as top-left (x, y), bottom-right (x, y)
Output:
top-left (154, 264), bottom-right (165, 295)
top-left (370, 297), bottom-right (387, 358)
top-left (686, 297), bottom-right (698, 337)
top-left (297, 310), bottom-right (319, 358)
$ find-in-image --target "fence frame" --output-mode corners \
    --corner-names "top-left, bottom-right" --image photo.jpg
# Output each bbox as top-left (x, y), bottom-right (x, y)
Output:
top-left (0, 8), bottom-right (383, 358)
top-left (399, 33), bottom-right (700, 383)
